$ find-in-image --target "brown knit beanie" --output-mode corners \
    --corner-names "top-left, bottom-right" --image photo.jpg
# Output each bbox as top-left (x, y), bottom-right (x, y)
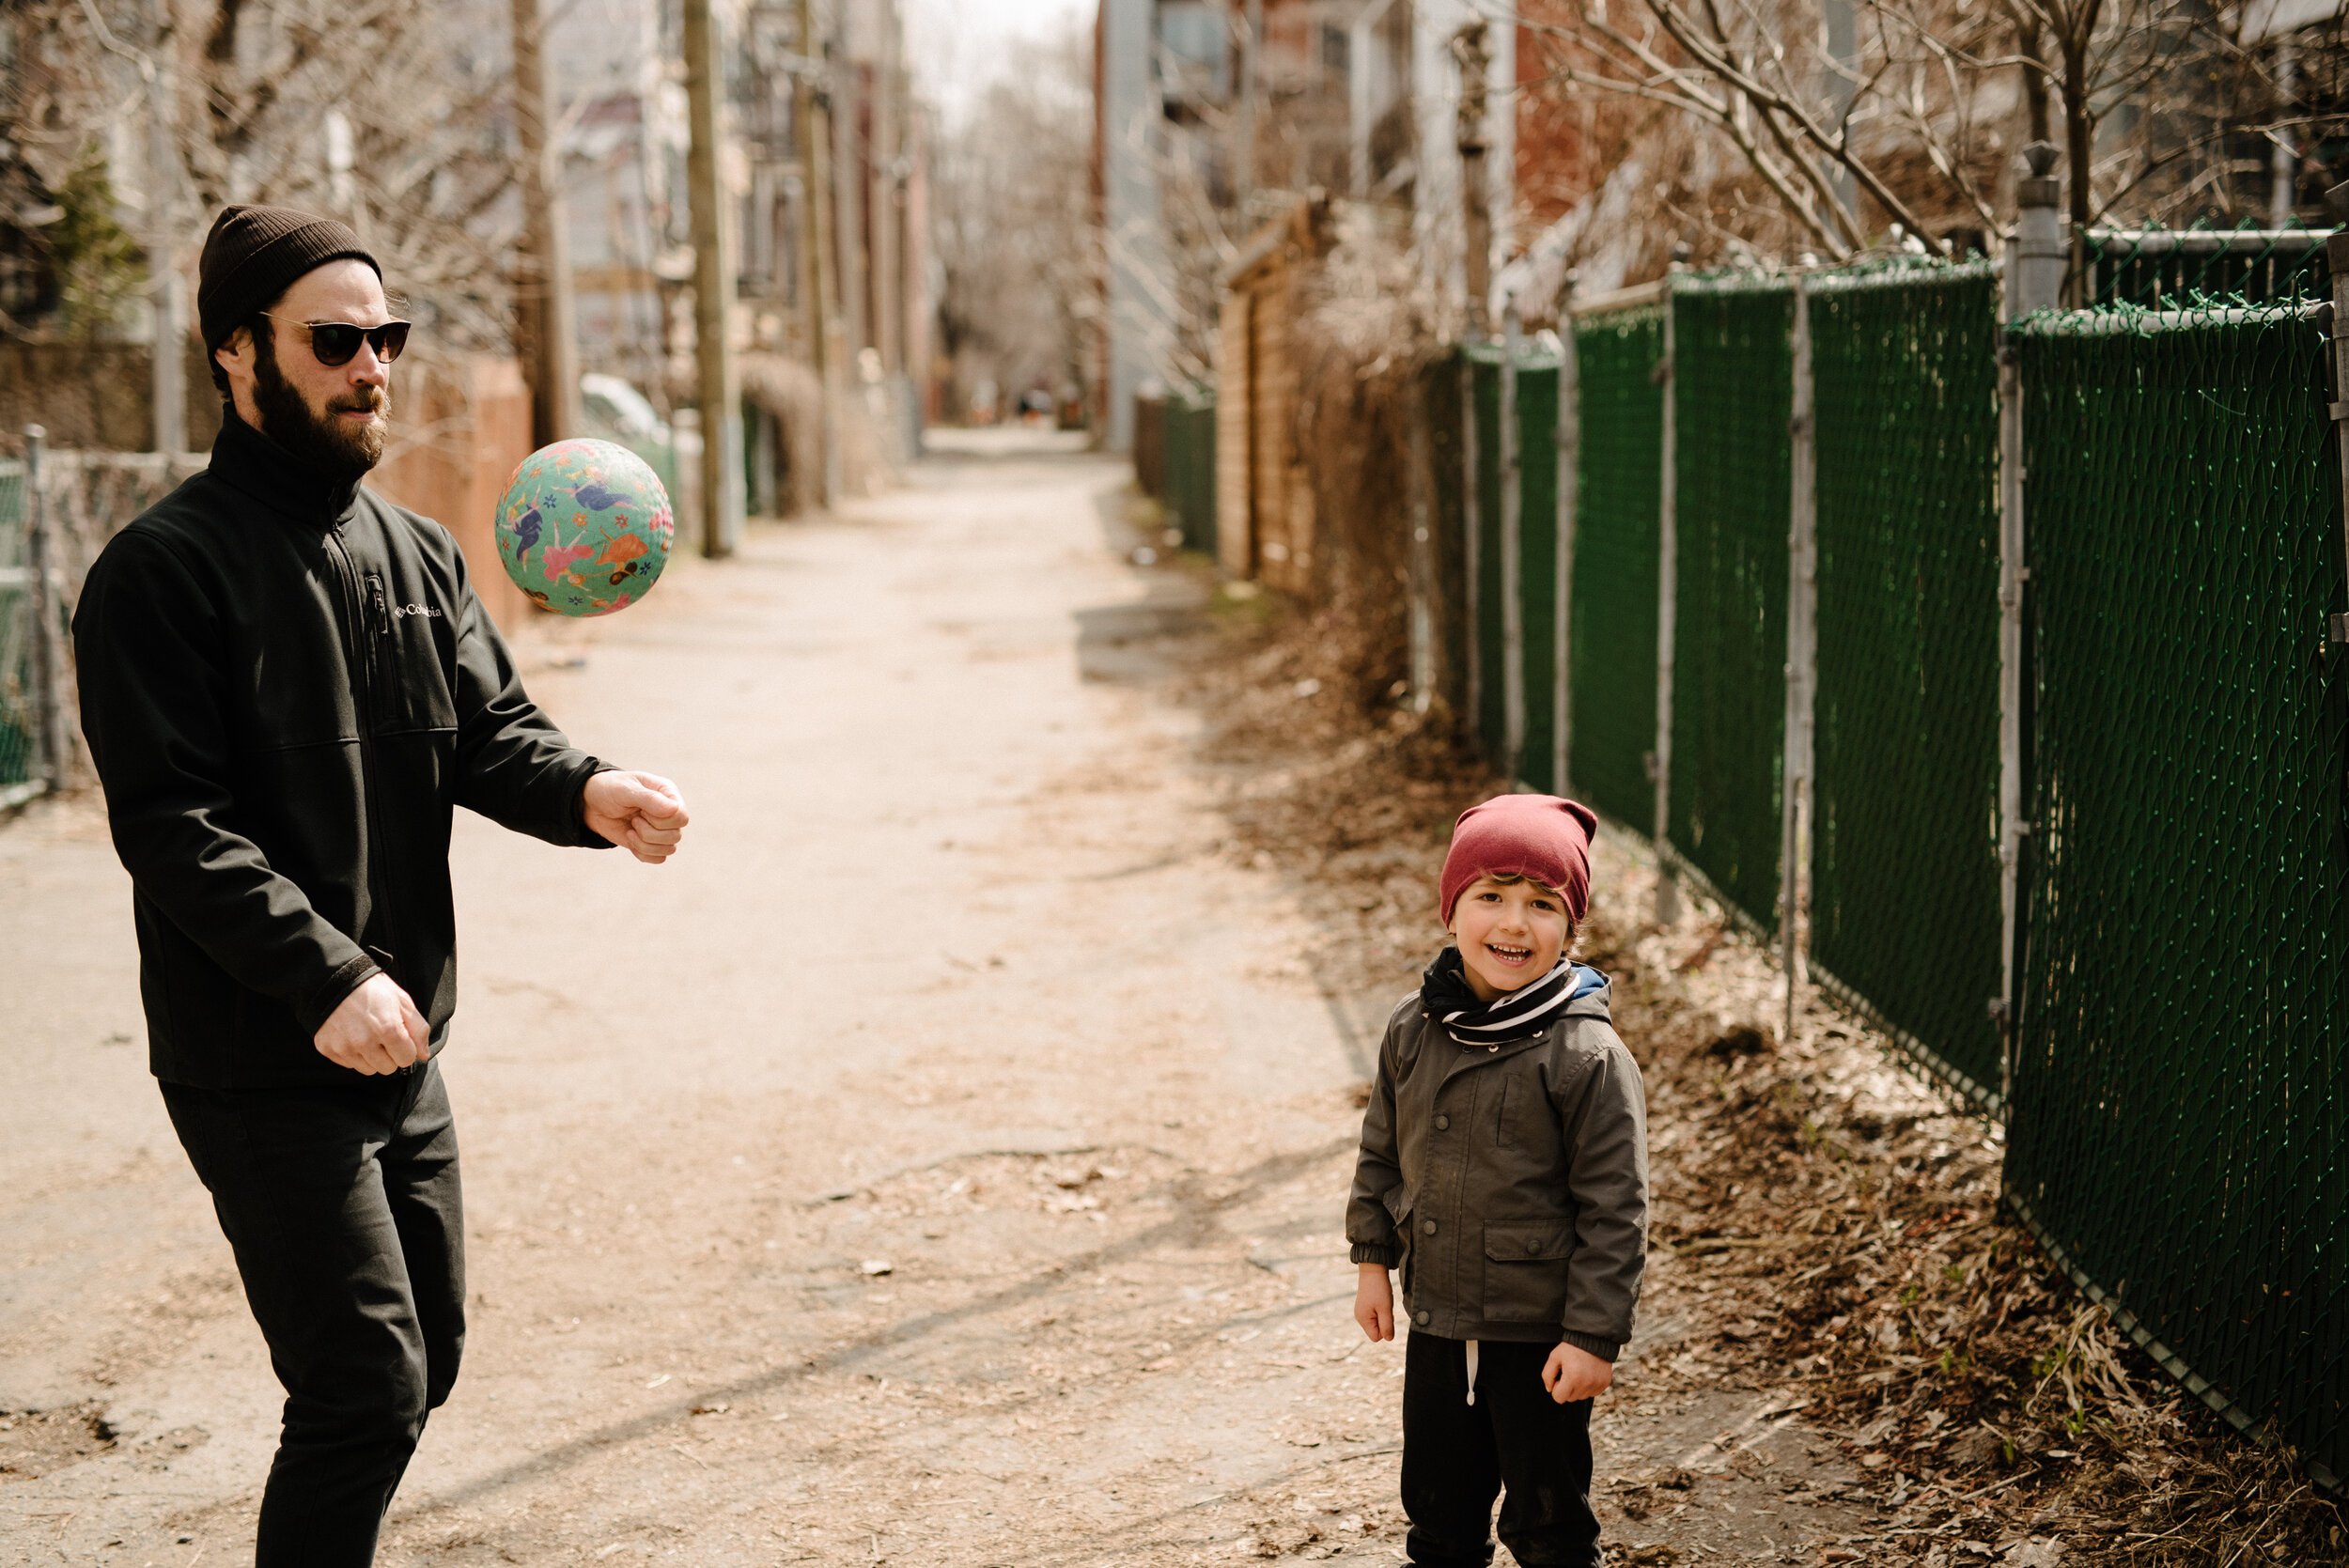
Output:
top-left (196, 205), bottom-right (381, 350)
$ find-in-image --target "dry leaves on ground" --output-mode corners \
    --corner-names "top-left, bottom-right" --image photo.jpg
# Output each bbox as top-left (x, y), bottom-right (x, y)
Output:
top-left (1180, 608), bottom-right (2349, 1567)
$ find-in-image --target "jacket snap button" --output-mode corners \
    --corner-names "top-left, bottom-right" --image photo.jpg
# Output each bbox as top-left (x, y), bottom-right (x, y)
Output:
top-left (1423, 1219), bottom-right (1437, 1235)
top-left (1527, 1240), bottom-right (1542, 1254)
top-left (1415, 1310), bottom-right (1431, 1326)
top-left (1435, 1115), bottom-right (1450, 1130)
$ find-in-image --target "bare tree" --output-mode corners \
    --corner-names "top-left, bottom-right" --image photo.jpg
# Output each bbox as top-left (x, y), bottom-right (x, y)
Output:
top-left (177, 0), bottom-right (526, 349)
top-left (1514, 0), bottom-right (2344, 268)
top-left (927, 24), bottom-right (1096, 418)
top-left (6, 0), bottom-right (534, 365)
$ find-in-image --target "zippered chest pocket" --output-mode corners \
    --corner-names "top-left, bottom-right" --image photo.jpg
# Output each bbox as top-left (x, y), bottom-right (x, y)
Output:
top-left (364, 571), bottom-right (459, 735)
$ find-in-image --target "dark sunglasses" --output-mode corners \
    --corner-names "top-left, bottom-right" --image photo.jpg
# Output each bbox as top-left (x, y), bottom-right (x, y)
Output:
top-left (261, 313), bottom-right (412, 367)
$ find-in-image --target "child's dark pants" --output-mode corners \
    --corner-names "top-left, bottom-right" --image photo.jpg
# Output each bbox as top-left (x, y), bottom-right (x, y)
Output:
top-left (162, 1062), bottom-right (464, 1568)
top-left (1401, 1331), bottom-right (1602, 1568)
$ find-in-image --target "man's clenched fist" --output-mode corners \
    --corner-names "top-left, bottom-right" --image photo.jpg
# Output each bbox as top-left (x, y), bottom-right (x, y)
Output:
top-left (315, 971), bottom-right (430, 1075)
top-left (583, 770), bottom-right (691, 863)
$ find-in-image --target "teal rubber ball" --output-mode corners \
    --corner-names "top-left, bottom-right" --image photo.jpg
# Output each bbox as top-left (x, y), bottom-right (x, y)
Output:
top-left (493, 439), bottom-right (675, 617)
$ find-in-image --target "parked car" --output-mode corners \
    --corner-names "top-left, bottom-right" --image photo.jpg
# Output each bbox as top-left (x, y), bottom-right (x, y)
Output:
top-left (580, 373), bottom-right (680, 504)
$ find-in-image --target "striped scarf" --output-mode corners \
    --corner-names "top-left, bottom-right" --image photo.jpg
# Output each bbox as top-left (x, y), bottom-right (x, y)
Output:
top-left (1420, 945), bottom-right (1583, 1050)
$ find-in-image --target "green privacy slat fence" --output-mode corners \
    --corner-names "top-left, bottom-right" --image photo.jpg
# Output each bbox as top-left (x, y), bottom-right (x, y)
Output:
top-left (1567, 307), bottom-right (1665, 834)
top-left (2081, 225), bottom-right (2329, 308)
top-left (2008, 300), bottom-right (2346, 1490)
top-left (1807, 266), bottom-right (2005, 1110)
top-left (0, 458), bottom-right (34, 790)
top-left (1163, 386), bottom-right (1217, 557)
top-left (1516, 362), bottom-right (1561, 792)
top-left (1470, 352), bottom-right (1506, 762)
top-left (1669, 280), bottom-right (1793, 935)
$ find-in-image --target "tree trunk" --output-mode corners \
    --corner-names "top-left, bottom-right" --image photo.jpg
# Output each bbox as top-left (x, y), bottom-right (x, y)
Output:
top-left (2060, 28), bottom-right (2094, 231)
top-left (2014, 10), bottom-right (2050, 146)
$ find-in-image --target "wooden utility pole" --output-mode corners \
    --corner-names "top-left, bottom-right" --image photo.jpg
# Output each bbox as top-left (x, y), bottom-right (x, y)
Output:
top-left (1453, 21), bottom-right (1492, 339)
top-left (510, 0), bottom-right (582, 448)
top-left (793, 0), bottom-right (840, 505)
top-left (683, 0), bottom-right (741, 555)
top-left (831, 37), bottom-right (869, 380)
top-left (872, 1), bottom-right (900, 388)
top-left (1235, 0), bottom-right (1263, 220)
top-left (147, 0), bottom-right (185, 454)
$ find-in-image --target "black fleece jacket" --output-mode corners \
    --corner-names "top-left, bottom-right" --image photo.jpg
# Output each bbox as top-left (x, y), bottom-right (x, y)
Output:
top-left (72, 412), bottom-right (612, 1089)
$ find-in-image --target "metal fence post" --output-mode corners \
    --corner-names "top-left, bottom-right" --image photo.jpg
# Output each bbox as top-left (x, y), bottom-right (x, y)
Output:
top-left (1652, 280), bottom-right (1680, 924)
top-left (1781, 277), bottom-right (1817, 1044)
top-left (1998, 142), bottom-right (2064, 1110)
top-left (1554, 274), bottom-right (1580, 798)
top-left (1461, 353), bottom-right (1482, 732)
top-left (2327, 180), bottom-right (2349, 659)
top-left (23, 425), bottom-right (64, 794)
top-left (1501, 301), bottom-right (1526, 778)
top-left (1408, 381), bottom-right (1438, 716)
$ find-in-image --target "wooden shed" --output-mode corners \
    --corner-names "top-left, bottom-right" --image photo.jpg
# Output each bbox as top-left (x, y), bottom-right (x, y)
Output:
top-left (1215, 194), bottom-right (1331, 597)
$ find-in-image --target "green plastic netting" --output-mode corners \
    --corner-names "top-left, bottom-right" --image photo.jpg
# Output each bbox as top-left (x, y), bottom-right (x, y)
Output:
top-left (1162, 386), bottom-right (1218, 557)
top-left (0, 459), bottom-right (35, 789)
top-left (1567, 307), bottom-right (1666, 833)
top-left (1670, 279), bottom-right (1793, 935)
top-left (2081, 225), bottom-right (2330, 308)
top-left (1516, 359), bottom-right (1562, 792)
top-left (2009, 299), bottom-right (2346, 1489)
top-left (1807, 266), bottom-right (2005, 1109)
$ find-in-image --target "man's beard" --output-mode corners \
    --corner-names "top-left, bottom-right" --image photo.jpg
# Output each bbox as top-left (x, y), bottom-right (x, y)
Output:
top-left (252, 339), bottom-right (390, 483)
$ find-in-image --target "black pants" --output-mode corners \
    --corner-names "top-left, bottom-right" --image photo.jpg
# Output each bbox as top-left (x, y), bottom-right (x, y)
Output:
top-left (1400, 1332), bottom-right (1602, 1568)
top-left (162, 1063), bottom-right (464, 1568)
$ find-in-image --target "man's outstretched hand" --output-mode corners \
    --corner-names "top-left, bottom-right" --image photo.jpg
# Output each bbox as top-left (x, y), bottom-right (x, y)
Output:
top-left (316, 971), bottom-right (430, 1075)
top-left (584, 769), bottom-right (690, 863)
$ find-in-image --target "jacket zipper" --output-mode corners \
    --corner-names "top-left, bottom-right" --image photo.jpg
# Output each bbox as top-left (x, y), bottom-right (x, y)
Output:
top-left (324, 525), bottom-right (399, 1012)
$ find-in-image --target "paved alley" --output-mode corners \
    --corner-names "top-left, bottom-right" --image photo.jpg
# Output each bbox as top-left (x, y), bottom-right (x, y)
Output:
top-left (0, 432), bottom-right (1431, 1565)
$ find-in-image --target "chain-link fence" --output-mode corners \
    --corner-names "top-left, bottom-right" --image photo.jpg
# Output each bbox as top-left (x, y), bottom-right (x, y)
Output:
top-left (1420, 249), bottom-right (2347, 1490)
top-left (0, 445), bottom-right (205, 802)
top-left (2080, 225), bottom-right (2329, 307)
top-left (1807, 264), bottom-right (2005, 1109)
top-left (1163, 386), bottom-right (1218, 557)
top-left (0, 459), bottom-right (35, 794)
top-left (1668, 278), bottom-right (1793, 935)
top-left (1566, 306), bottom-right (1666, 834)
top-left (2007, 297), bottom-right (2345, 1488)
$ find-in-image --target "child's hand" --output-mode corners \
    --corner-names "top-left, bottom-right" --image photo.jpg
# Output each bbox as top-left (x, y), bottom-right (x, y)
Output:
top-left (1541, 1342), bottom-right (1613, 1404)
top-left (1353, 1263), bottom-right (1394, 1342)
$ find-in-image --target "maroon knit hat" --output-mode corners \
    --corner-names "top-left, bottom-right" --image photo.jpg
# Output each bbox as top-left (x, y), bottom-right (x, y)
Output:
top-left (197, 204), bottom-right (380, 350)
top-left (1439, 794), bottom-right (1599, 926)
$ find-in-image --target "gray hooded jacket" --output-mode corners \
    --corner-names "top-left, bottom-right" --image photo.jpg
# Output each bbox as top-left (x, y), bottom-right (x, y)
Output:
top-left (1346, 969), bottom-right (1649, 1360)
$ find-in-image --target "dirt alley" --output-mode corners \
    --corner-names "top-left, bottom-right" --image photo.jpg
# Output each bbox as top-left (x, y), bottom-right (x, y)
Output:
top-left (2, 428), bottom-right (1880, 1566)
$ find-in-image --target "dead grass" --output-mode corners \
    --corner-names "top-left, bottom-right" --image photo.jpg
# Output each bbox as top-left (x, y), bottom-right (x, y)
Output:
top-left (1183, 608), bottom-right (2349, 1566)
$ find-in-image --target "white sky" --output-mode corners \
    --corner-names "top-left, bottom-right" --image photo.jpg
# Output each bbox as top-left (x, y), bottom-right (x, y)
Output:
top-left (904, 0), bottom-right (1094, 127)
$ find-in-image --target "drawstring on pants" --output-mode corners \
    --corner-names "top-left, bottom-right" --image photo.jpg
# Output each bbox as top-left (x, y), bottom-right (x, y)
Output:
top-left (1465, 1339), bottom-right (1479, 1405)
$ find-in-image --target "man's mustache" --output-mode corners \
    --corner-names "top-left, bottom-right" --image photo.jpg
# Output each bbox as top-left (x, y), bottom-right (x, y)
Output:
top-left (329, 388), bottom-right (389, 416)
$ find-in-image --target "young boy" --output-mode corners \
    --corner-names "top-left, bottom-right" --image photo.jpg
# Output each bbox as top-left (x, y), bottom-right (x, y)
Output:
top-left (1347, 793), bottom-right (1648, 1568)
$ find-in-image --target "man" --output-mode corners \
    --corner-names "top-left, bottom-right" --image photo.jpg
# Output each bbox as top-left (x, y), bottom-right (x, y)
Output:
top-left (72, 204), bottom-right (689, 1563)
